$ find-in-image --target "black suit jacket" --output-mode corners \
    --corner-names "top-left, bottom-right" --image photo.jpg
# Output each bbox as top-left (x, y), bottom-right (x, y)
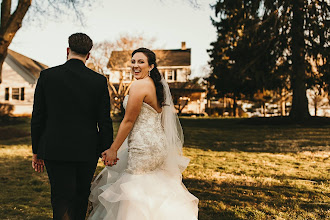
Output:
top-left (31, 59), bottom-right (113, 161)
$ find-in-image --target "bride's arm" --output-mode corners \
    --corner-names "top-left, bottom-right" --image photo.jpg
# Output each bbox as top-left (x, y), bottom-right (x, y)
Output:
top-left (102, 80), bottom-right (148, 165)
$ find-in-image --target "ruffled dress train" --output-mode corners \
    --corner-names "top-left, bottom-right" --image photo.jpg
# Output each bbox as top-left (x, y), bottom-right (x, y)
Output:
top-left (88, 96), bottom-right (198, 220)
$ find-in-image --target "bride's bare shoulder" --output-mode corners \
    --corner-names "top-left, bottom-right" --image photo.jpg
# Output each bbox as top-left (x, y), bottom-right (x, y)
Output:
top-left (130, 79), bottom-right (153, 93)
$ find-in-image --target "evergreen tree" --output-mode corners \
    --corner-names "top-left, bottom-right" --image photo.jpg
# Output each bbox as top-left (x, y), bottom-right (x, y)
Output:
top-left (208, 0), bottom-right (329, 120)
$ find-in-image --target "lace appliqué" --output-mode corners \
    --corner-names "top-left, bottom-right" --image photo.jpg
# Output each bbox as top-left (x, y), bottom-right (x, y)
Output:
top-left (123, 96), bottom-right (167, 175)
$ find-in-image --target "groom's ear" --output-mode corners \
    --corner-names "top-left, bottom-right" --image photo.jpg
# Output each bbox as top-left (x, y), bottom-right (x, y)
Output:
top-left (86, 52), bottom-right (90, 61)
top-left (67, 47), bottom-right (70, 56)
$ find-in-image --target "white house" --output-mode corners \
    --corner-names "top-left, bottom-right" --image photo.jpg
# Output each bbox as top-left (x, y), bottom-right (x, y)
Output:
top-left (0, 49), bottom-right (47, 116)
top-left (106, 43), bottom-right (206, 114)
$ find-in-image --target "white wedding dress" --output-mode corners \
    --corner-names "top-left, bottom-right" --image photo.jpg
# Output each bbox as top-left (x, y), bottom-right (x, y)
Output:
top-left (88, 95), bottom-right (199, 220)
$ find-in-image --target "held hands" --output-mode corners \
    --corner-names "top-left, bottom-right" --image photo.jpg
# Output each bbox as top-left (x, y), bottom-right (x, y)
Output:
top-left (102, 148), bottom-right (119, 166)
top-left (32, 154), bottom-right (44, 173)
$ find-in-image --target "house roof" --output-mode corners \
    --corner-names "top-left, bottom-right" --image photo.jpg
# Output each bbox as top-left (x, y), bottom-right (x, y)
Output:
top-left (108, 49), bottom-right (191, 69)
top-left (168, 82), bottom-right (205, 92)
top-left (111, 81), bottom-right (205, 93)
top-left (7, 49), bottom-right (48, 79)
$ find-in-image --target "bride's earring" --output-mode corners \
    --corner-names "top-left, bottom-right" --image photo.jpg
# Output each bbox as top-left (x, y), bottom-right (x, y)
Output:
top-left (148, 70), bottom-right (151, 77)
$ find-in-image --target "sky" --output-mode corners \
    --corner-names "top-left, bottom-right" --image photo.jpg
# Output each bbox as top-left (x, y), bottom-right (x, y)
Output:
top-left (9, 0), bottom-right (217, 78)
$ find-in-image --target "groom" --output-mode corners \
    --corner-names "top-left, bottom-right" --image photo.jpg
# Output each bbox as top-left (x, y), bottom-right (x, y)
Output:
top-left (31, 33), bottom-right (113, 220)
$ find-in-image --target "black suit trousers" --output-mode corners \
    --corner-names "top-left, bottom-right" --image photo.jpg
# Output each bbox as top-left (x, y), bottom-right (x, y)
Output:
top-left (45, 158), bottom-right (98, 220)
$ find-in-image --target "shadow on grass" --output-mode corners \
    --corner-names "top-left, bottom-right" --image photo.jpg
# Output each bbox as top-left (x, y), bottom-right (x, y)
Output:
top-left (0, 136), bottom-right (32, 146)
top-left (3, 117), bottom-right (330, 153)
top-left (240, 116), bottom-right (330, 126)
top-left (0, 127), bottom-right (30, 140)
top-left (1, 117), bottom-right (329, 219)
top-left (181, 118), bottom-right (330, 153)
top-left (0, 116), bottom-right (28, 126)
top-left (183, 177), bottom-right (330, 220)
top-left (0, 117), bottom-right (31, 146)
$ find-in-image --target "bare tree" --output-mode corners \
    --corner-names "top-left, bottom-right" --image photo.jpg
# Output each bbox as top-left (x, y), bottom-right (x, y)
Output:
top-left (160, 0), bottom-right (201, 8)
top-left (308, 86), bottom-right (329, 116)
top-left (0, 0), bottom-right (201, 84)
top-left (88, 34), bottom-right (156, 114)
top-left (87, 40), bottom-right (114, 75)
top-left (0, 0), bottom-right (91, 83)
top-left (114, 33), bottom-right (156, 52)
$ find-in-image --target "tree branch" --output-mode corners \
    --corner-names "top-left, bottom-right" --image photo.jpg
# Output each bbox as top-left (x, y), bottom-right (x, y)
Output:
top-left (68, 0), bottom-right (84, 26)
top-left (1, 0), bottom-right (11, 30)
top-left (1, 0), bottom-right (31, 44)
top-left (108, 81), bottom-right (118, 96)
top-left (124, 81), bottom-right (133, 96)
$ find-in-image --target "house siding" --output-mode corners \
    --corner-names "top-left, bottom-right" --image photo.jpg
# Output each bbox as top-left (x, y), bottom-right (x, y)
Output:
top-left (0, 61), bottom-right (37, 115)
top-left (108, 66), bottom-right (190, 84)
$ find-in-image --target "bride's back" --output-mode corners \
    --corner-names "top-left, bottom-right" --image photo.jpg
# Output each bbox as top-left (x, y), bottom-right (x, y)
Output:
top-left (130, 77), bottom-right (162, 114)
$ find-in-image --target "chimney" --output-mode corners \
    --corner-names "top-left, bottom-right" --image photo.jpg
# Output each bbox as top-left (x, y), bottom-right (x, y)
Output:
top-left (181, 42), bottom-right (186, 50)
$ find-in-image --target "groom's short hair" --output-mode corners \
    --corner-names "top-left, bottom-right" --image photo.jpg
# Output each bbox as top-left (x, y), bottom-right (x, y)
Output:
top-left (68, 33), bottom-right (93, 55)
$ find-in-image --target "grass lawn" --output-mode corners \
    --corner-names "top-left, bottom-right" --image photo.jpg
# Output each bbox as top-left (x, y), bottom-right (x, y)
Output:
top-left (0, 117), bottom-right (329, 219)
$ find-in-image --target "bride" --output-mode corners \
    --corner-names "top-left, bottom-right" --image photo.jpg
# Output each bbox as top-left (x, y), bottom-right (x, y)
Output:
top-left (88, 48), bottom-right (199, 220)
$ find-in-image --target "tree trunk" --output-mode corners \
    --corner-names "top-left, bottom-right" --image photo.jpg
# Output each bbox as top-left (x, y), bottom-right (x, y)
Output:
top-left (314, 102), bottom-right (317, 116)
top-left (289, 0), bottom-right (311, 120)
top-left (178, 99), bottom-right (188, 115)
top-left (0, 0), bottom-right (32, 84)
top-left (281, 98), bottom-right (285, 116)
top-left (0, 47), bottom-right (8, 83)
top-left (233, 96), bottom-right (237, 117)
top-left (280, 89), bottom-right (286, 116)
top-left (263, 102), bottom-right (266, 117)
top-left (207, 82), bottom-right (211, 108)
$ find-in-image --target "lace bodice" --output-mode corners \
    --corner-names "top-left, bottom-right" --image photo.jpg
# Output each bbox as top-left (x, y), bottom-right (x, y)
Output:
top-left (123, 95), bottom-right (167, 174)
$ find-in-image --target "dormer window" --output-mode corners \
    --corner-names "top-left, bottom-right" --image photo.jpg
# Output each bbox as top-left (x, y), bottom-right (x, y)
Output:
top-left (167, 69), bottom-right (177, 81)
top-left (167, 70), bottom-right (173, 80)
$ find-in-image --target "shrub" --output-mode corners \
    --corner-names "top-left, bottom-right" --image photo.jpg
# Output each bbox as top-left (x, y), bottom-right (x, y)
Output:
top-left (0, 103), bottom-right (14, 117)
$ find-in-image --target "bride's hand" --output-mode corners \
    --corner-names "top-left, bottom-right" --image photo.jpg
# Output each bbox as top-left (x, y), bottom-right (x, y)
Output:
top-left (101, 148), bottom-right (119, 166)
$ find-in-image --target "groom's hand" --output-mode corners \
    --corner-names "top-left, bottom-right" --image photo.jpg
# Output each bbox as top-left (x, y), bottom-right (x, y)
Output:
top-left (32, 154), bottom-right (45, 173)
top-left (101, 148), bottom-right (119, 166)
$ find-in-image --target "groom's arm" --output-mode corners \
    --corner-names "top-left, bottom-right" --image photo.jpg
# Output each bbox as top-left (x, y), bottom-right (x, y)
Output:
top-left (97, 77), bottom-right (113, 156)
top-left (31, 71), bottom-right (47, 156)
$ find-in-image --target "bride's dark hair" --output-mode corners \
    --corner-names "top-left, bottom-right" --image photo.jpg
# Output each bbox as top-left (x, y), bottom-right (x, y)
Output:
top-left (132, 48), bottom-right (165, 107)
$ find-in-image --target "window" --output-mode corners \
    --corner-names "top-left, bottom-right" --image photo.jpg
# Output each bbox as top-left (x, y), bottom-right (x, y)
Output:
top-left (167, 70), bottom-right (177, 81)
top-left (5, 88), bottom-right (9, 101)
top-left (167, 70), bottom-right (173, 80)
top-left (123, 71), bottom-right (132, 81)
top-left (11, 87), bottom-right (25, 101)
top-left (12, 88), bottom-right (19, 100)
top-left (21, 88), bottom-right (25, 101)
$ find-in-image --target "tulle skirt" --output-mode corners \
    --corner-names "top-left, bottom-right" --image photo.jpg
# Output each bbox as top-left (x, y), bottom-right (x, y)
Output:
top-left (88, 139), bottom-right (199, 220)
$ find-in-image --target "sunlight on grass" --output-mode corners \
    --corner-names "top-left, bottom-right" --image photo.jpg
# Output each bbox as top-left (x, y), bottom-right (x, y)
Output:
top-left (0, 145), bottom-right (31, 157)
top-left (183, 147), bottom-right (330, 219)
top-left (1, 118), bottom-right (330, 219)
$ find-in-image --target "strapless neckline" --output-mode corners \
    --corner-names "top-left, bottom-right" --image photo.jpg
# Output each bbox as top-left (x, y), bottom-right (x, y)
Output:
top-left (125, 95), bottom-right (162, 114)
